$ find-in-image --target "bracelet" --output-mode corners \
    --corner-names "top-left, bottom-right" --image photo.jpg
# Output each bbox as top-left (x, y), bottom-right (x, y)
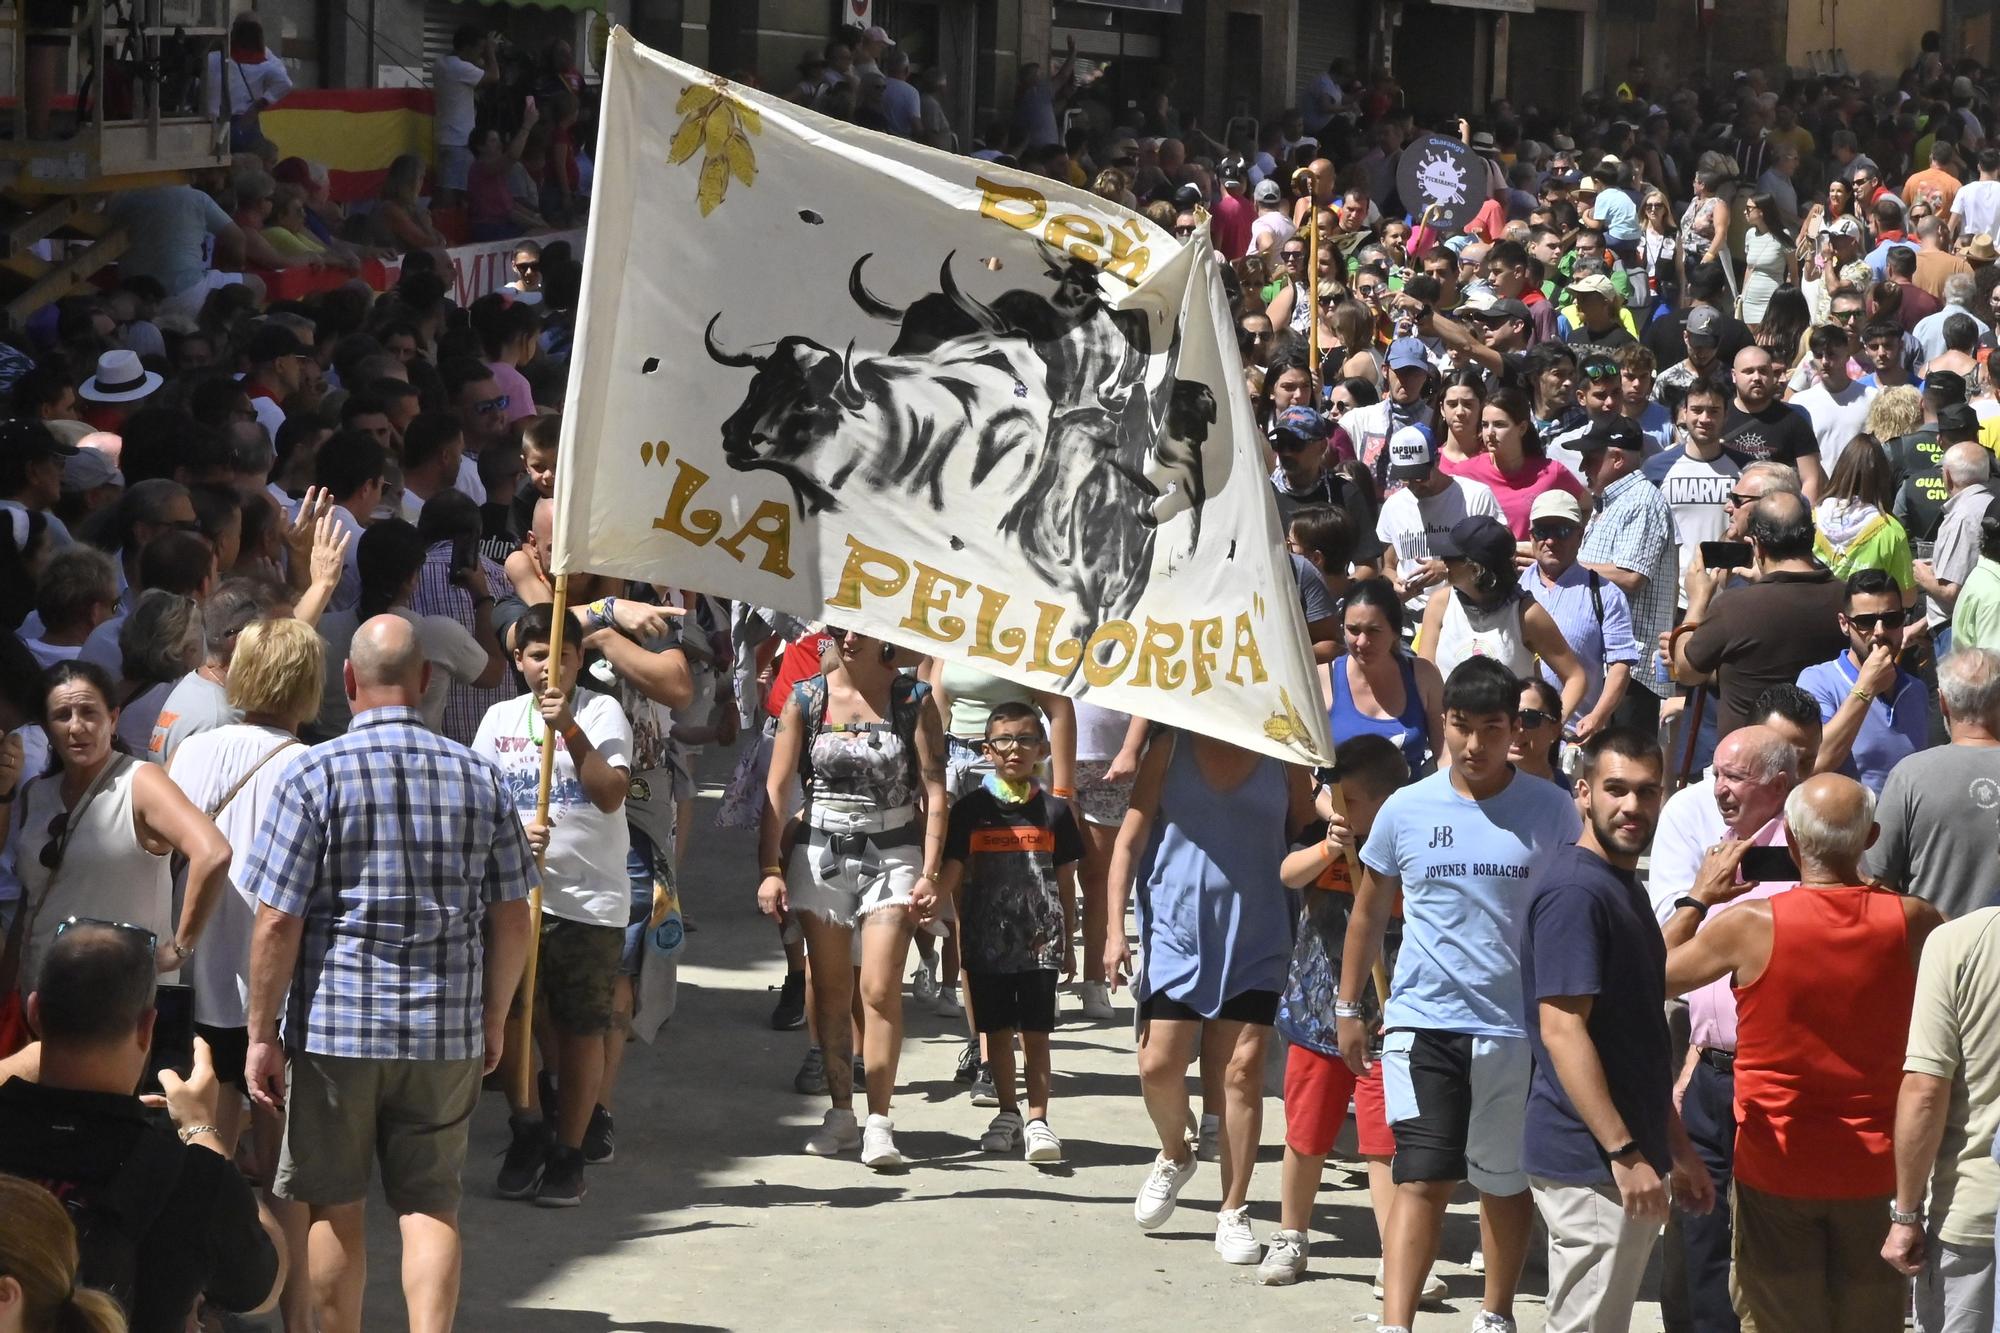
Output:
top-left (761, 864), bottom-right (784, 876)
top-left (1606, 1140), bottom-right (1642, 1161)
top-left (1332, 1000), bottom-right (1365, 1019)
top-left (1672, 895), bottom-right (1710, 921)
top-left (1051, 787), bottom-right (1074, 798)
top-left (562, 723), bottom-right (585, 745)
top-left (177, 1123), bottom-right (221, 1145)
top-left (1889, 1201), bottom-right (1923, 1226)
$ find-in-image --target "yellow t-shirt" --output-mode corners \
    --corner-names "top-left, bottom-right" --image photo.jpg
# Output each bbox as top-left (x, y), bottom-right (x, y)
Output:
top-left (263, 225), bottom-right (326, 258)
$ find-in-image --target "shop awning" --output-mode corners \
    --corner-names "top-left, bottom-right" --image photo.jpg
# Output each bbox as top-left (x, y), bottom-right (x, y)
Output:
top-left (474, 0), bottom-right (603, 11)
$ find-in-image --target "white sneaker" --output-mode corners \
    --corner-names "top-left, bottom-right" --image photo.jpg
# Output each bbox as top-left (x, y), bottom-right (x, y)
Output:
top-left (1078, 980), bottom-right (1115, 1020)
top-left (1256, 1229), bottom-right (1307, 1284)
top-left (1214, 1206), bottom-right (1260, 1264)
top-left (1023, 1118), bottom-right (1063, 1163)
top-left (1132, 1151), bottom-right (1196, 1229)
top-left (1372, 1261), bottom-right (1450, 1303)
top-left (1467, 1315), bottom-right (1517, 1333)
top-left (910, 959), bottom-right (939, 1004)
top-left (934, 983), bottom-right (964, 1017)
top-left (1196, 1113), bottom-right (1221, 1162)
top-left (860, 1114), bottom-right (906, 1169)
top-left (1466, 1247), bottom-right (1486, 1274)
top-left (803, 1107), bottom-right (860, 1156)
top-left (980, 1109), bottom-right (1024, 1153)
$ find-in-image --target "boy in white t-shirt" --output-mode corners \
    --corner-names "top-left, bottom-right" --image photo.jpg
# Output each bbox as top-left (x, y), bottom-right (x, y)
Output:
top-left (476, 603), bottom-right (633, 1208)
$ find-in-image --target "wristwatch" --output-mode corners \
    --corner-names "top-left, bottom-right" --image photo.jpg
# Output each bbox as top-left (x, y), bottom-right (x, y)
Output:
top-left (1672, 895), bottom-right (1710, 921)
top-left (1890, 1201), bottom-right (1923, 1226)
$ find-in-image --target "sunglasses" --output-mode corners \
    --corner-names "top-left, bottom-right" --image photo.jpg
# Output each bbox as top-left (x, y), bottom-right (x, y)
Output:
top-left (1846, 612), bottom-right (1900, 633)
top-left (516, 261), bottom-right (540, 273)
top-left (1174, 225), bottom-right (1197, 237)
top-left (1519, 708), bottom-right (1559, 730)
top-left (55, 914), bottom-right (156, 952)
top-left (981, 735), bottom-right (1040, 753)
top-left (1725, 490), bottom-right (1759, 507)
top-left (39, 809), bottom-right (69, 873)
top-left (1829, 308), bottom-right (1861, 321)
top-left (1530, 521), bottom-right (1579, 540)
top-left (1282, 251), bottom-right (1307, 263)
top-left (1580, 361), bottom-right (1619, 381)
top-left (475, 395), bottom-right (510, 415)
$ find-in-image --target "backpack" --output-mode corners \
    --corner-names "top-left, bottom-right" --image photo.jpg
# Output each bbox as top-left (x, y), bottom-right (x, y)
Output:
top-left (45, 1126), bottom-right (184, 1315)
top-left (792, 671), bottom-right (930, 805)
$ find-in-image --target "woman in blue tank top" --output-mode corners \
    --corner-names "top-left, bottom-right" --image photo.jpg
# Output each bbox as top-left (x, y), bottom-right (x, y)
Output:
top-left (1104, 729), bottom-right (1315, 1264)
top-left (1324, 578), bottom-right (1441, 777)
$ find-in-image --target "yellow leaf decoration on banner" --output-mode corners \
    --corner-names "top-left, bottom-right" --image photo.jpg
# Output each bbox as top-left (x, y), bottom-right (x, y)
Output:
top-left (1262, 686), bottom-right (1320, 759)
top-left (669, 77), bottom-right (760, 217)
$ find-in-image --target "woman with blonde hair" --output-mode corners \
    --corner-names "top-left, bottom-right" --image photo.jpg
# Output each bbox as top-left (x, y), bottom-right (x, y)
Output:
top-left (163, 617), bottom-right (321, 1332)
top-left (1091, 168), bottom-right (1136, 211)
top-left (1865, 385), bottom-right (1924, 444)
top-left (0, 1176), bottom-right (125, 1332)
top-left (365, 153), bottom-right (447, 254)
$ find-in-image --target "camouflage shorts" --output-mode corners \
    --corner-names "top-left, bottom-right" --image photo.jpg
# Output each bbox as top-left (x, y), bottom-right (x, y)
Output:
top-left (536, 916), bottom-right (623, 1036)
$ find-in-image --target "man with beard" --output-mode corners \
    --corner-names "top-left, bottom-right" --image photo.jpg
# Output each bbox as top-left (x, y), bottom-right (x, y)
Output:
top-left (1523, 728), bottom-right (1715, 1331)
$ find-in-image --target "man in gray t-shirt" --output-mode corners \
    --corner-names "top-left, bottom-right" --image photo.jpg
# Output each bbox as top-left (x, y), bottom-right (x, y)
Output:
top-left (1861, 649), bottom-right (2000, 918)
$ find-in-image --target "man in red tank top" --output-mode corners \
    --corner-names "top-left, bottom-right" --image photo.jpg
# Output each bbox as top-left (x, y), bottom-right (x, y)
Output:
top-left (1665, 773), bottom-right (1943, 1333)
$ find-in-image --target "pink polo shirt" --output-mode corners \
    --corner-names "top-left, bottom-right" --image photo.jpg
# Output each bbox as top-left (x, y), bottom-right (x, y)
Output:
top-left (1686, 815), bottom-right (1797, 1052)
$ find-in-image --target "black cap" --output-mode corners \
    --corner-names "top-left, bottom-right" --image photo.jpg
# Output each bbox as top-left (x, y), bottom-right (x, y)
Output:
top-left (1575, 415), bottom-right (1645, 453)
top-left (1926, 369), bottom-right (1969, 404)
top-left (1173, 182), bottom-right (1206, 208)
top-left (1938, 401), bottom-right (1982, 435)
top-left (1447, 515), bottom-right (1518, 585)
top-left (247, 323), bottom-right (308, 365)
top-left (0, 417), bottom-right (76, 459)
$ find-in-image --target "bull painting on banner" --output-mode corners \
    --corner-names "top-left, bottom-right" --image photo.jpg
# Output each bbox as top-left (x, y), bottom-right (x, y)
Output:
top-left (553, 29), bottom-right (1333, 765)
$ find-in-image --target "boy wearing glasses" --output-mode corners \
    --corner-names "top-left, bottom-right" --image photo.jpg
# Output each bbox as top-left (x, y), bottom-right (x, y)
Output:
top-left (1793, 568), bottom-right (1925, 794)
top-left (936, 701), bottom-right (1082, 1164)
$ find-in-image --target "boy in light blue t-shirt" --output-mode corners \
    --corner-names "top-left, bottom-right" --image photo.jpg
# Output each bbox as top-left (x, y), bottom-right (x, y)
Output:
top-left (1340, 656), bottom-right (1581, 1333)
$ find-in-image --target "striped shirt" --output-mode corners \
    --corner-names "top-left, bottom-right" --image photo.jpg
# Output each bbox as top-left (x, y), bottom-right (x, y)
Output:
top-left (243, 706), bottom-right (535, 1061)
top-left (411, 542), bottom-right (513, 745)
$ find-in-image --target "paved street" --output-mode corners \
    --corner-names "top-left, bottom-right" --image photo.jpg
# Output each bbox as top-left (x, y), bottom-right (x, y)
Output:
top-left (345, 756), bottom-right (1668, 1332)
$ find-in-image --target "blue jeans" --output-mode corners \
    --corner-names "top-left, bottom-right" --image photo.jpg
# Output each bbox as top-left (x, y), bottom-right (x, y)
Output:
top-left (619, 825), bottom-right (657, 976)
top-left (1680, 1056), bottom-right (1742, 1333)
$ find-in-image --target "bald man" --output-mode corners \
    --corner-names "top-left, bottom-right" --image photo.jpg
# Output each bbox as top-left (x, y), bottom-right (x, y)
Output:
top-left (241, 610), bottom-right (535, 1333)
top-left (1648, 721), bottom-right (1802, 1333)
top-left (1666, 774), bottom-right (1942, 1333)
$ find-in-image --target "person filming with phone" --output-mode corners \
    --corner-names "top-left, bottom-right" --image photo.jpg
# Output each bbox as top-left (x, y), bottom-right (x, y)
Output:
top-left (0, 921), bottom-right (284, 1330)
top-left (1666, 773), bottom-right (1943, 1333)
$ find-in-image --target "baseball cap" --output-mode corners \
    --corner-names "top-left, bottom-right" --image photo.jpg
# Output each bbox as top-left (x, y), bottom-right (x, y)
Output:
top-left (1938, 401), bottom-right (1982, 434)
top-left (1529, 490), bottom-right (1585, 525)
top-left (1469, 296), bottom-right (1531, 323)
top-left (1575, 415), bottom-right (1645, 453)
top-left (1219, 155), bottom-right (1248, 185)
top-left (1253, 178), bottom-right (1282, 204)
top-left (1270, 406), bottom-right (1330, 444)
top-left (1827, 215), bottom-right (1864, 239)
top-left (247, 323), bottom-right (308, 364)
top-left (1447, 515), bottom-right (1517, 583)
top-left (1386, 423), bottom-right (1439, 480)
top-left (863, 24), bottom-right (892, 44)
top-left (61, 445), bottom-right (122, 493)
top-left (0, 417), bottom-right (76, 461)
top-left (1173, 182), bottom-right (1206, 208)
top-left (1686, 305), bottom-right (1725, 343)
top-left (1927, 369), bottom-right (1969, 403)
top-left (1385, 338), bottom-right (1432, 373)
top-left (1567, 273), bottom-right (1618, 299)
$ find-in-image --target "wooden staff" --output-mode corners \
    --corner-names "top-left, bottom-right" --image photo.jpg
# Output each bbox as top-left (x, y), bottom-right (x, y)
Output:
top-left (510, 572), bottom-right (569, 1108)
top-left (1294, 167), bottom-right (1324, 400)
top-left (1324, 775), bottom-right (1394, 1011)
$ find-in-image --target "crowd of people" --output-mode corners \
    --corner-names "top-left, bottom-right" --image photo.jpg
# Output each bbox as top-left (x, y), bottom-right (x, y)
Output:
top-left (3, 19), bottom-right (2000, 1333)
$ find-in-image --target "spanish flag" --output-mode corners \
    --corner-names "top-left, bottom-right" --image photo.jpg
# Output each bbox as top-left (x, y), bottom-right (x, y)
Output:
top-left (260, 88), bottom-right (435, 202)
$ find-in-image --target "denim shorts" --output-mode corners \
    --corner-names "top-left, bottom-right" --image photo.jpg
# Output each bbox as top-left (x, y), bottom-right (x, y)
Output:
top-left (620, 825), bottom-right (658, 976)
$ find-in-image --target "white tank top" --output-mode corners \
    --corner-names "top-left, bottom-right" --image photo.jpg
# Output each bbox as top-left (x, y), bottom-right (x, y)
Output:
top-left (1434, 593), bottom-right (1534, 681)
top-left (15, 754), bottom-right (174, 993)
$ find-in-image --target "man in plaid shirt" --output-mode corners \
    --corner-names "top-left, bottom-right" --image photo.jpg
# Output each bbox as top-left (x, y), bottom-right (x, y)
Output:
top-left (243, 614), bottom-right (535, 1333)
top-left (1576, 416), bottom-right (1680, 734)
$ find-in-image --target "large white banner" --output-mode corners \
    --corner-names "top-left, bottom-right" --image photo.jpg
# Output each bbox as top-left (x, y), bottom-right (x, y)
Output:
top-left (554, 30), bottom-right (1333, 766)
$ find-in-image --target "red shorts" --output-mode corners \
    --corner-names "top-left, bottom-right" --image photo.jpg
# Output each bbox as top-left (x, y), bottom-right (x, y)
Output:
top-left (1283, 1042), bottom-right (1393, 1158)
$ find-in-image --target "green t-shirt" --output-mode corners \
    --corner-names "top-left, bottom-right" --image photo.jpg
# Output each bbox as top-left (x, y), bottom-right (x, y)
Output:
top-left (1952, 557), bottom-right (2000, 653)
top-left (1815, 511), bottom-right (1915, 592)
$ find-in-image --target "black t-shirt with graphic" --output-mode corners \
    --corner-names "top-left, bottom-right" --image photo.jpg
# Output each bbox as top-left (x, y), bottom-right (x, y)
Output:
top-left (943, 788), bottom-right (1083, 973)
top-left (1720, 401), bottom-right (1818, 470)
